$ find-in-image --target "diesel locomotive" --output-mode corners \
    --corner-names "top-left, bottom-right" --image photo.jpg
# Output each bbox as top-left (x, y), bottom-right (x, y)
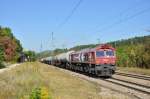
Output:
top-left (41, 44), bottom-right (116, 77)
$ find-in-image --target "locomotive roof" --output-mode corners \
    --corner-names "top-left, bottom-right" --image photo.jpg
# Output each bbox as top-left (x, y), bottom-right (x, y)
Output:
top-left (72, 44), bottom-right (115, 54)
top-left (92, 44), bottom-right (115, 51)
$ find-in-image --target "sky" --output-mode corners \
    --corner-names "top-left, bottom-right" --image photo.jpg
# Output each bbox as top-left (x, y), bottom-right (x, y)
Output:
top-left (0, 0), bottom-right (150, 52)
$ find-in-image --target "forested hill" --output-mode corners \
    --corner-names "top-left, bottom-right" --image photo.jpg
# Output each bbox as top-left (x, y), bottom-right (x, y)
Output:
top-left (68, 35), bottom-right (150, 51)
top-left (108, 35), bottom-right (150, 48)
top-left (0, 26), bottom-right (23, 67)
top-left (111, 35), bottom-right (150, 68)
top-left (38, 35), bottom-right (150, 68)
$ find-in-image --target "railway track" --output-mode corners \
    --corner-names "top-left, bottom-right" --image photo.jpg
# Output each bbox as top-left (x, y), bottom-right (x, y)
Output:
top-left (74, 71), bottom-right (150, 99)
top-left (72, 70), bottom-right (150, 98)
top-left (111, 77), bottom-right (150, 89)
top-left (115, 71), bottom-right (150, 81)
top-left (48, 64), bottom-right (150, 99)
top-left (103, 78), bottom-right (150, 95)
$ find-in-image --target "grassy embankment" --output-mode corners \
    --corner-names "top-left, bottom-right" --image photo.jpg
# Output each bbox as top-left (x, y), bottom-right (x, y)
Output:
top-left (0, 62), bottom-right (98, 99)
top-left (0, 62), bottom-right (130, 99)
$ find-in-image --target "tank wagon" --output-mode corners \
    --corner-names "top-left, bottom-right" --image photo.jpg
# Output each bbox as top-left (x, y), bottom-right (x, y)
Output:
top-left (42, 44), bottom-right (116, 77)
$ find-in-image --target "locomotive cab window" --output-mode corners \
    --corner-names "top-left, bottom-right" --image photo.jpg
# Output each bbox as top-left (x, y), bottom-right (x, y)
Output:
top-left (106, 50), bottom-right (114, 56)
top-left (96, 51), bottom-right (104, 57)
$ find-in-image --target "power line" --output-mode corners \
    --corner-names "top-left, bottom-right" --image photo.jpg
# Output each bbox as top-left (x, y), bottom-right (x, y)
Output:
top-left (146, 29), bottom-right (150, 32)
top-left (56, 0), bottom-right (83, 31)
top-left (95, 7), bottom-right (150, 33)
top-left (119, 0), bottom-right (144, 17)
top-left (94, 0), bottom-right (145, 30)
top-left (47, 0), bottom-right (83, 50)
top-left (91, 0), bottom-right (148, 33)
top-left (84, 1), bottom-right (149, 44)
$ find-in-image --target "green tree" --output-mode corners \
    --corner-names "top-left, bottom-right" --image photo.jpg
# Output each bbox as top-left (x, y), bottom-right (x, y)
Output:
top-left (24, 51), bottom-right (36, 61)
top-left (0, 26), bottom-right (23, 62)
top-left (0, 47), bottom-right (5, 68)
top-left (0, 27), bottom-right (14, 38)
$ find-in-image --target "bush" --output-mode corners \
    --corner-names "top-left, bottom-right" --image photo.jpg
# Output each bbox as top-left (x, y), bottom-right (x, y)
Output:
top-left (24, 51), bottom-right (36, 62)
top-left (0, 47), bottom-right (5, 68)
top-left (0, 63), bottom-right (5, 69)
top-left (30, 87), bottom-right (52, 99)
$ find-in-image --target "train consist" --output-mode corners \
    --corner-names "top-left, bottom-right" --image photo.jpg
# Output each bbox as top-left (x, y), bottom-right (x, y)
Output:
top-left (41, 44), bottom-right (116, 77)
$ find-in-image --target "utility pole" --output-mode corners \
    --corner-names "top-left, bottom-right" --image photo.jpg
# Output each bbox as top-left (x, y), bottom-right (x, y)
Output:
top-left (97, 38), bottom-right (101, 44)
top-left (40, 41), bottom-right (43, 52)
top-left (114, 42), bottom-right (117, 48)
top-left (51, 32), bottom-right (55, 64)
top-left (130, 40), bottom-right (133, 45)
top-left (62, 43), bottom-right (66, 52)
top-left (51, 32), bottom-right (54, 49)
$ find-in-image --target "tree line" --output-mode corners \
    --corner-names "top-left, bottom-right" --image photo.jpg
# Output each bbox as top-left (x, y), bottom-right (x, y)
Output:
top-left (0, 26), bottom-right (36, 68)
top-left (110, 36), bottom-right (150, 68)
top-left (0, 26), bottom-right (23, 68)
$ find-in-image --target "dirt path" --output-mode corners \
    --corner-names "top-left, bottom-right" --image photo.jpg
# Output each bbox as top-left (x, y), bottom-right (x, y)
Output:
top-left (0, 63), bottom-right (20, 73)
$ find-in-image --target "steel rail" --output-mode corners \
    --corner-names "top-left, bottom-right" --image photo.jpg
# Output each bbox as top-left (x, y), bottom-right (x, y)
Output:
top-left (103, 79), bottom-right (150, 95)
top-left (116, 72), bottom-right (150, 81)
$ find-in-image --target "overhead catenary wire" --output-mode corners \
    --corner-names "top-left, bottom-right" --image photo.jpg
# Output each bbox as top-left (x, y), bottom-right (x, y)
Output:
top-left (95, 7), bottom-right (150, 33)
top-left (46, 1), bottom-right (149, 50)
top-left (90, 6), bottom-right (150, 44)
top-left (47, 0), bottom-right (83, 50)
top-left (56, 0), bottom-right (83, 31)
top-left (89, 0), bottom-right (149, 36)
top-left (94, 0), bottom-right (145, 30)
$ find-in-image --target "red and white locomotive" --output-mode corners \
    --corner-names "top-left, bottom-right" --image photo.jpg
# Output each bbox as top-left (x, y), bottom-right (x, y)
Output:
top-left (42, 44), bottom-right (116, 77)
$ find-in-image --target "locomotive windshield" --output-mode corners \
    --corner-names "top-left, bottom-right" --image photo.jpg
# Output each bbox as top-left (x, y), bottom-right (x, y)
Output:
top-left (96, 50), bottom-right (114, 57)
top-left (96, 51), bottom-right (105, 57)
top-left (106, 50), bottom-right (114, 56)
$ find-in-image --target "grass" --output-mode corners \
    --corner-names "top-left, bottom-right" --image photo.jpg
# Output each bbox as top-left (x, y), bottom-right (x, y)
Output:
top-left (0, 62), bottom-right (129, 99)
top-left (117, 66), bottom-right (150, 76)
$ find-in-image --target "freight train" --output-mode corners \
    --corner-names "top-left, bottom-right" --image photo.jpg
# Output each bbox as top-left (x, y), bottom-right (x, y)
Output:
top-left (41, 44), bottom-right (116, 77)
